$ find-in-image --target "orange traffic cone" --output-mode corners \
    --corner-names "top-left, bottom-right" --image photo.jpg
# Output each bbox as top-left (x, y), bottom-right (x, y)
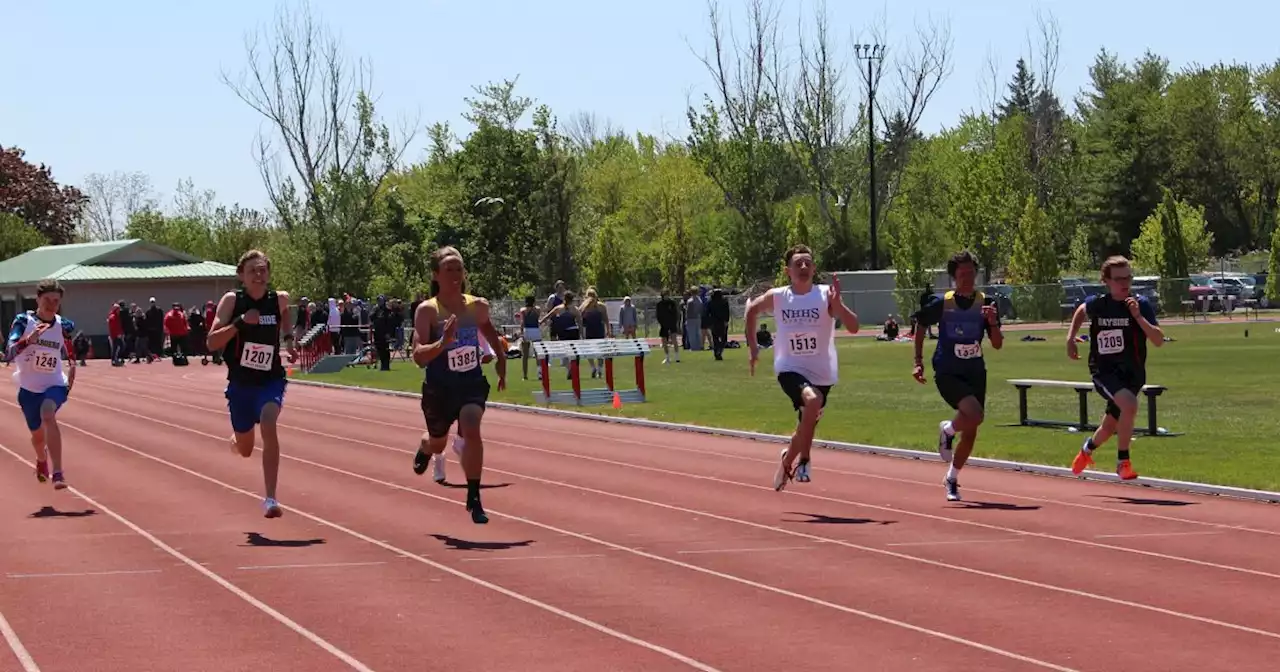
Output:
top-left (612, 392), bottom-right (622, 410)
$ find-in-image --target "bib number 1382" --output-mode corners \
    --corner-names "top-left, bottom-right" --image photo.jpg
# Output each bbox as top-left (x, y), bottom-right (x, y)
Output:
top-left (448, 347), bottom-right (478, 372)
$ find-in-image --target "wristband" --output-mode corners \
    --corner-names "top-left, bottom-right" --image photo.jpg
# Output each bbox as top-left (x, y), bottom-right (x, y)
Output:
top-left (233, 315), bottom-right (246, 330)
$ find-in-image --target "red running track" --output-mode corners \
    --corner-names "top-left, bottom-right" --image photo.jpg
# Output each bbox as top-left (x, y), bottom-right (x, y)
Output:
top-left (2, 364), bottom-right (1279, 671)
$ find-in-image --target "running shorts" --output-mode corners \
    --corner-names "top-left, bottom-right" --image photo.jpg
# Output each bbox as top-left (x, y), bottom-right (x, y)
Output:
top-left (934, 371), bottom-right (986, 410)
top-left (421, 377), bottom-right (490, 438)
top-left (777, 371), bottom-right (831, 423)
top-left (225, 378), bottom-right (287, 434)
top-left (1092, 367), bottom-right (1145, 420)
top-left (17, 386), bottom-right (69, 432)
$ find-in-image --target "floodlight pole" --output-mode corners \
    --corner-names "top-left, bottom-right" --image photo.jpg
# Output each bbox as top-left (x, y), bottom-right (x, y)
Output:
top-left (855, 43), bottom-right (886, 270)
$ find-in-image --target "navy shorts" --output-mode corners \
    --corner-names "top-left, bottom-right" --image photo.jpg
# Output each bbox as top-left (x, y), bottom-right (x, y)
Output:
top-left (17, 386), bottom-right (69, 432)
top-left (934, 370), bottom-right (987, 410)
top-left (1092, 368), bottom-right (1145, 420)
top-left (777, 371), bottom-right (831, 423)
top-left (225, 378), bottom-right (287, 434)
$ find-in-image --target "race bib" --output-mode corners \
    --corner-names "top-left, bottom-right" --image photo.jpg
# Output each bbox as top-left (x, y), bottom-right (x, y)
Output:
top-left (31, 351), bottom-right (58, 373)
top-left (954, 342), bottom-right (983, 359)
top-left (1097, 329), bottom-right (1125, 355)
top-left (240, 342), bottom-right (275, 371)
top-left (447, 346), bottom-right (479, 372)
top-left (787, 332), bottom-right (819, 357)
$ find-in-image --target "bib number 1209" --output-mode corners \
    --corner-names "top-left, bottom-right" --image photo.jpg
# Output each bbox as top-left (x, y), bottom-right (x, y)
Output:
top-left (1097, 329), bottom-right (1125, 355)
top-left (241, 342), bottom-right (275, 371)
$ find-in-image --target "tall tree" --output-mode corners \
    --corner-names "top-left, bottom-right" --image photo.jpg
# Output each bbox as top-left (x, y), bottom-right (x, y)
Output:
top-left (0, 146), bottom-right (86, 245)
top-left (79, 171), bottom-right (156, 241)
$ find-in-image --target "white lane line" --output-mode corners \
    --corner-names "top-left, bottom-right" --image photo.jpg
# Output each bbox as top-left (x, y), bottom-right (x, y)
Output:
top-left (69, 392), bottom-right (1280, 644)
top-left (19, 414), bottom-right (721, 672)
top-left (67, 402), bottom-right (1080, 671)
top-left (0, 608), bottom-right (39, 672)
top-left (1093, 531), bottom-right (1226, 539)
top-left (6, 569), bottom-right (163, 579)
top-left (458, 554), bottom-right (606, 563)
top-left (0, 442), bottom-right (376, 672)
top-left (95, 383), bottom-right (1279, 580)
top-left (236, 561), bottom-right (387, 571)
top-left (885, 538), bottom-right (1028, 548)
top-left (676, 546), bottom-right (815, 555)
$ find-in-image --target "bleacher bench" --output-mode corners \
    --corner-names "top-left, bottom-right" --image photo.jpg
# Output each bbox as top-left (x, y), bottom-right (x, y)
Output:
top-left (532, 338), bottom-right (651, 405)
top-left (1008, 378), bottom-right (1172, 437)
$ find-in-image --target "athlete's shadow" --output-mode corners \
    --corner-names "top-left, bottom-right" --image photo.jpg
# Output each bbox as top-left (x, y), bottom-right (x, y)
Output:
top-left (1087, 494), bottom-right (1196, 507)
top-left (429, 534), bottom-right (534, 552)
top-left (29, 506), bottom-right (96, 518)
top-left (949, 501), bottom-right (1041, 512)
top-left (784, 512), bottom-right (897, 525)
top-left (438, 481), bottom-right (511, 490)
top-left (241, 532), bottom-right (327, 548)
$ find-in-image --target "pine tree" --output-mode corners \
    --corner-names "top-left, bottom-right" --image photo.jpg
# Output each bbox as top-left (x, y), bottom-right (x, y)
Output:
top-left (1267, 222), bottom-right (1280, 305)
top-left (1158, 187), bottom-right (1190, 309)
top-left (998, 59), bottom-right (1037, 121)
top-left (1007, 194), bottom-right (1060, 319)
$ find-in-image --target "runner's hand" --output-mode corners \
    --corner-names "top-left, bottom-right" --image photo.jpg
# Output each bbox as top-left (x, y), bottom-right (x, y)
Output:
top-left (912, 364), bottom-right (926, 384)
top-left (748, 345), bottom-right (758, 376)
top-left (242, 309), bottom-right (260, 325)
top-left (441, 315), bottom-right (458, 345)
top-left (496, 374), bottom-right (507, 392)
top-left (1066, 338), bottom-right (1079, 360)
top-left (982, 304), bottom-right (998, 325)
top-left (1125, 296), bottom-right (1140, 317)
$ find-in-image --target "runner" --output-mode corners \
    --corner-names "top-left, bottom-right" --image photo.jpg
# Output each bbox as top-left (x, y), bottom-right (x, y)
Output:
top-left (6, 279), bottom-right (76, 488)
top-left (435, 334), bottom-right (499, 486)
top-left (745, 244), bottom-right (859, 491)
top-left (206, 250), bottom-right (297, 518)
top-left (411, 246), bottom-right (507, 523)
top-left (911, 250), bottom-right (1004, 502)
top-left (1066, 255), bottom-right (1163, 480)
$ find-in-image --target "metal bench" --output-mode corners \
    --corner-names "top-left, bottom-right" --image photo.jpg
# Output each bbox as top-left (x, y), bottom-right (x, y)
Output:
top-left (1007, 378), bottom-right (1173, 437)
top-left (532, 338), bottom-right (651, 406)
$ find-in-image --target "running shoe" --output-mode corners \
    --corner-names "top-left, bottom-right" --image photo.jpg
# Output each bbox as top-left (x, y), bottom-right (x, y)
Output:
top-left (1071, 449), bottom-right (1094, 475)
top-left (1116, 460), bottom-right (1139, 481)
top-left (433, 451), bottom-right (447, 484)
top-left (773, 448), bottom-right (793, 491)
top-left (937, 421), bottom-right (954, 464)
top-left (451, 436), bottom-right (466, 457)
top-left (795, 458), bottom-right (811, 483)
top-left (51, 471), bottom-right (67, 490)
top-left (467, 498), bottom-right (489, 524)
top-left (944, 477), bottom-right (961, 502)
top-left (263, 498), bottom-right (282, 518)
top-left (35, 460), bottom-right (48, 483)
top-left (412, 448), bottom-right (430, 475)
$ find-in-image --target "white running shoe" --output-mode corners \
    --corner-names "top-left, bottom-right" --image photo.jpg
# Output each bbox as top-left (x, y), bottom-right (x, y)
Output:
top-left (795, 459), bottom-right (811, 483)
top-left (452, 435), bottom-right (466, 457)
top-left (263, 498), bottom-right (282, 518)
top-left (774, 448), bottom-right (792, 491)
top-left (433, 451), bottom-right (447, 484)
top-left (937, 421), bottom-right (954, 465)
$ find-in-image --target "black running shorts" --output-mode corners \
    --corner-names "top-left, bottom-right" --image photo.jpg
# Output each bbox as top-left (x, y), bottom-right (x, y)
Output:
top-left (421, 377), bottom-right (490, 439)
top-left (777, 371), bottom-right (831, 422)
top-left (1092, 368), bottom-right (1145, 420)
top-left (934, 370), bottom-right (986, 410)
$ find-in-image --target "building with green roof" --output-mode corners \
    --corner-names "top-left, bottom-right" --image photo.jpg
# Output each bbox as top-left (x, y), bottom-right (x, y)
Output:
top-left (0, 239), bottom-right (238, 347)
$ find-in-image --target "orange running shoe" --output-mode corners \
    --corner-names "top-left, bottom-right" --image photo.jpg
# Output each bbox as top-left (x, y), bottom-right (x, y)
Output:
top-left (1071, 450), bottom-right (1094, 475)
top-left (1116, 460), bottom-right (1139, 480)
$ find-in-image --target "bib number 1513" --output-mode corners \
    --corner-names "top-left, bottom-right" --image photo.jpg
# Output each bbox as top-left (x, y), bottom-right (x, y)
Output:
top-left (788, 332), bottom-right (818, 356)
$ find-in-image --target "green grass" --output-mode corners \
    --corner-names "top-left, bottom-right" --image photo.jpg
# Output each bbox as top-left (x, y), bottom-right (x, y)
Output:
top-left (300, 322), bottom-right (1280, 492)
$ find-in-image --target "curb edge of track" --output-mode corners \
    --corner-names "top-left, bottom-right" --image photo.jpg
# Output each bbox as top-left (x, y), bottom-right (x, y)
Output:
top-left (288, 378), bottom-right (1280, 506)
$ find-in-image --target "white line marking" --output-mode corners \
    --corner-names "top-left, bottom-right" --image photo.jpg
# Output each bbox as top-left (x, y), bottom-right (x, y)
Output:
top-left (885, 538), bottom-right (1029, 547)
top-left (236, 561), bottom-right (387, 571)
top-left (458, 554), bottom-right (606, 562)
top-left (69, 391), bottom-right (1280, 642)
top-left (16, 415), bottom-right (720, 672)
top-left (64, 417), bottom-right (1078, 671)
top-left (6, 569), bottom-right (163, 579)
top-left (0, 442), bottom-right (377, 672)
top-left (676, 546), bottom-right (815, 555)
top-left (1093, 531), bottom-right (1226, 539)
top-left (0, 608), bottom-right (39, 672)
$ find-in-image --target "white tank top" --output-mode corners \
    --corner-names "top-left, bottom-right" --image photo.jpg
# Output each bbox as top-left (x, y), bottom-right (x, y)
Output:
top-left (11, 313), bottom-right (69, 393)
top-left (771, 285), bottom-right (838, 385)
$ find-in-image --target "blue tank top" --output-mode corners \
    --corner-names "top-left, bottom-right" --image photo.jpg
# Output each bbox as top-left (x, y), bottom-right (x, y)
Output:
top-left (583, 307), bottom-right (606, 339)
top-left (423, 295), bottom-right (485, 387)
top-left (932, 291), bottom-right (989, 374)
top-left (522, 308), bottom-right (540, 328)
top-left (553, 307), bottom-right (578, 334)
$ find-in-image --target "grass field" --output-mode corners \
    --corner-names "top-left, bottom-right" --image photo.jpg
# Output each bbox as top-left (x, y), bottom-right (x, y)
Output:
top-left (299, 321), bottom-right (1280, 492)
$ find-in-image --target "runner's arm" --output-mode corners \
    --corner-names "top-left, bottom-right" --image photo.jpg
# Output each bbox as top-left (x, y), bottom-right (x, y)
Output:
top-left (474, 299), bottom-right (507, 381)
top-left (911, 297), bottom-right (941, 368)
top-left (985, 297), bottom-right (1004, 350)
top-left (1135, 297), bottom-right (1164, 346)
top-left (1066, 302), bottom-right (1088, 342)
top-left (276, 291), bottom-right (296, 351)
top-left (205, 292), bottom-right (241, 352)
top-left (411, 302), bottom-right (447, 367)
top-left (827, 286), bottom-right (859, 334)
top-left (744, 290), bottom-right (774, 350)
top-left (5, 314), bottom-right (30, 361)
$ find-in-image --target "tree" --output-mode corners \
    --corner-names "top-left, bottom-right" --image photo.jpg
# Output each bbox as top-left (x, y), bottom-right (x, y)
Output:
top-left (0, 213), bottom-right (49, 261)
top-left (80, 171), bottom-right (156, 241)
top-left (1130, 192), bottom-right (1213, 275)
top-left (0, 146), bottom-right (86, 245)
top-left (221, 1), bottom-right (416, 297)
top-left (1267, 223), bottom-right (1280, 303)
top-left (1006, 195), bottom-right (1060, 320)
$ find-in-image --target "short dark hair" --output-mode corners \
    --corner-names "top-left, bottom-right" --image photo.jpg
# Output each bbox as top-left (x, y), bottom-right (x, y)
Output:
top-left (237, 249), bottom-right (270, 273)
top-left (1101, 255), bottom-right (1130, 279)
top-left (784, 244), bottom-right (813, 267)
top-left (36, 278), bottom-right (63, 296)
top-left (946, 250), bottom-right (979, 277)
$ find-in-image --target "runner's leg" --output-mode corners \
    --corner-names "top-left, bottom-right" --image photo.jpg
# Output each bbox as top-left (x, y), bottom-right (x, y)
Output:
top-left (457, 403), bottom-right (489, 524)
top-left (29, 427), bottom-right (47, 482)
top-left (40, 399), bottom-right (64, 485)
top-left (259, 402), bottom-right (282, 505)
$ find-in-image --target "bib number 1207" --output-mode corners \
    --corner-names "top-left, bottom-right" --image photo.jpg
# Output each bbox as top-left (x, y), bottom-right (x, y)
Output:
top-left (241, 343), bottom-right (275, 371)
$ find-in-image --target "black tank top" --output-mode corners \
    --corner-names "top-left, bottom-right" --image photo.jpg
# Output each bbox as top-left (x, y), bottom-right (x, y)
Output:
top-left (225, 289), bottom-right (285, 384)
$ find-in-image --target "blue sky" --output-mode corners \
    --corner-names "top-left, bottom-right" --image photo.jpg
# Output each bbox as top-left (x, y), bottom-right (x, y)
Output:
top-left (3, 1), bottom-right (1277, 212)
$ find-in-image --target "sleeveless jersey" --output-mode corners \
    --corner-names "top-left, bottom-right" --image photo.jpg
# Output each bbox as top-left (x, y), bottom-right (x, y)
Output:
top-left (423, 295), bottom-right (485, 387)
top-left (8, 313), bottom-right (73, 393)
top-left (771, 285), bottom-right (837, 385)
top-left (522, 307), bottom-right (540, 328)
top-left (1085, 294), bottom-right (1155, 372)
top-left (583, 306), bottom-right (606, 339)
top-left (932, 291), bottom-right (991, 374)
top-left (225, 289), bottom-right (286, 385)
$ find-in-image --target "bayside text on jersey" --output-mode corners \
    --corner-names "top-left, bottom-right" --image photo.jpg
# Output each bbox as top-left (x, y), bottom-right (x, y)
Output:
top-left (7, 312), bottom-right (75, 393)
top-left (225, 289), bottom-right (285, 384)
top-left (916, 291), bottom-right (999, 374)
top-left (771, 284), bottom-right (837, 385)
top-left (423, 295), bottom-right (485, 387)
top-left (1085, 294), bottom-right (1157, 372)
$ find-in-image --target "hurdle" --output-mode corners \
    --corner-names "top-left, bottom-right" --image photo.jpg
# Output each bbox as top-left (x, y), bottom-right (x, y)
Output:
top-left (532, 338), bottom-right (650, 406)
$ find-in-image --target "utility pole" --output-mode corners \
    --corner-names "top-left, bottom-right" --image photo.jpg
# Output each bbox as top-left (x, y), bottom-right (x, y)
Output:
top-left (855, 43), bottom-right (885, 270)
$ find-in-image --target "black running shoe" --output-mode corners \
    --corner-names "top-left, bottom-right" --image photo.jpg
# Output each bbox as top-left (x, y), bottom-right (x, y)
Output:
top-left (467, 499), bottom-right (489, 524)
top-left (413, 449), bottom-right (430, 475)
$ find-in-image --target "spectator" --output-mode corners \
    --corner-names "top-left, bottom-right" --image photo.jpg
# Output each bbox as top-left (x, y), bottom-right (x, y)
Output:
top-left (340, 300), bottom-right (361, 354)
top-left (187, 304), bottom-right (207, 359)
top-left (618, 296), bottom-right (637, 338)
top-left (683, 288), bottom-right (704, 351)
top-left (756, 322), bottom-right (773, 349)
top-left (655, 291), bottom-right (680, 364)
top-left (707, 288), bottom-right (731, 360)
top-left (121, 301), bottom-right (137, 362)
top-left (164, 302), bottom-right (190, 357)
top-left (73, 331), bottom-right (89, 366)
top-left (108, 303), bottom-right (125, 365)
top-left (132, 305), bottom-right (152, 363)
top-left (370, 295), bottom-right (397, 371)
top-left (145, 297), bottom-right (165, 358)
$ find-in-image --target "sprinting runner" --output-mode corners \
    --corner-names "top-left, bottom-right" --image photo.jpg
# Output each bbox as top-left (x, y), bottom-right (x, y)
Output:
top-left (411, 246), bottom-right (507, 523)
top-left (6, 279), bottom-right (76, 488)
top-left (745, 244), bottom-right (859, 490)
top-left (911, 250), bottom-right (1004, 502)
top-left (435, 334), bottom-right (499, 485)
top-left (206, 250), bottom-right (297, 518)
top-left (1066, 255), bottom-right (1163, 480)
